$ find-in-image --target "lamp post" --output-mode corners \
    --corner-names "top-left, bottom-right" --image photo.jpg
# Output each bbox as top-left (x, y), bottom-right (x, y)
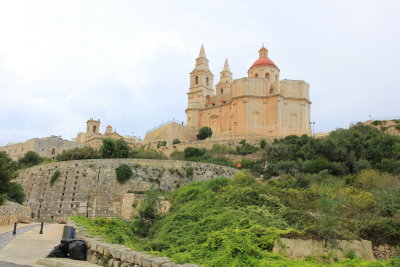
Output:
top-left (309, 122), bottom-right (315, 137)
top-left (86, 195), bottom-right (90, 217)
top-left (37, 198), bottom-right (43, 219)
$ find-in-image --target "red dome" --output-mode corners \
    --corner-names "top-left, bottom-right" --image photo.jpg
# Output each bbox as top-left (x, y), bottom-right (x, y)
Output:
top-left (250, 57), bottom-right (277, 68)
top-left (248, 46), bottom-right (278, 71)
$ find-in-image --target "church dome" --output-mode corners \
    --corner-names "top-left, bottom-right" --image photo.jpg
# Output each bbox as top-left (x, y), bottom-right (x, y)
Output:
top-left (249, 46), bottom-right (277, 70)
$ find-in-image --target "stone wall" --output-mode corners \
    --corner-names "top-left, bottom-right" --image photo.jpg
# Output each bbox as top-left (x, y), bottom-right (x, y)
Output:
top-left (0, 201), bottom-right (32, 226)
top-left (0, 136), bottom-right (85, 161)
top-left (70, 221), bottom-right (201, 267)
top-left (144, 122), bottom-right (197, 145)
top-left (15, 159), bottom-right (237, 221)
top-left (273, 238), bottom-right (374, 261)
top-left (373, 244), bottom-right (397, 260)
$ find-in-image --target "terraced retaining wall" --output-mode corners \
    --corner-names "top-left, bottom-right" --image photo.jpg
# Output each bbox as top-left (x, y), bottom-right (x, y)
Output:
top-left (16, 159), bottom-right (237, 221)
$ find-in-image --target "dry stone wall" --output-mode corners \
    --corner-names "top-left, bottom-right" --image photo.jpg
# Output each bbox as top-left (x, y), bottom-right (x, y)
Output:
top-left (273, 238), bottom-right (375, 261)
top-left (16, 159), bottom-right (237, 221)
top-left (0, 201), bottom-right (31, 226)
top-left (70, 220), bottom-right (201, 267)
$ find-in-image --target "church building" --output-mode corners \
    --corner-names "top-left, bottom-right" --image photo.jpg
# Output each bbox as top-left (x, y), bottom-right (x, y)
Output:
top-left (185, 45), bottom-right (312, 139)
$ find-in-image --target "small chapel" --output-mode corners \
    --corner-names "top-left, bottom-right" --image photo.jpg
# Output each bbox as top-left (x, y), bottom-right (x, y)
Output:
top-left (185, 45), bottom-right (312, 140)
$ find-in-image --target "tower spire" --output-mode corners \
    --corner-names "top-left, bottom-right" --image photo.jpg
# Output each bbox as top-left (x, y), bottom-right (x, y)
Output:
top-left (199, 44), bottom-right (206, 58)
top-left (223, 58), bottom-right (230, 72)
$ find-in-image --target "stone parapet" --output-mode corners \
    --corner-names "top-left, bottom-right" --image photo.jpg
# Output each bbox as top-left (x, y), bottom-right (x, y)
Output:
top-left (71, 221), bottom-right (202, 267)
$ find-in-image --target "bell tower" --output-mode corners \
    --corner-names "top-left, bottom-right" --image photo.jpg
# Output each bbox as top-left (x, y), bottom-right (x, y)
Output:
top-left (186, 45), bottom-right (214, 128)
top-left (86, 118), bottom-right (100, 137)
top-left (216, 59), bottom-right (232, 97)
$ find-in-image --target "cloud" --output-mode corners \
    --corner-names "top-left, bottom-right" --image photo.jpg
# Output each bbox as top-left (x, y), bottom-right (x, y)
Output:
top-left (0, 0), bottom-right (399, 145)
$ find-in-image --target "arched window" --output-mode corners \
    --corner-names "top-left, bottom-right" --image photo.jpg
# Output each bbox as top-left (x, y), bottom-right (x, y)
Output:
top-left (51, 148), bottom-right (56, 155)
top-left (254, 73), bottom-right (258, 78)
top-left (93, 125), bottom-right (97, 133)
top-left (270, 85), bottom-right (274, 94)
top-left (265, 73), bottom-right (270, 80)
top-left (220, 89), bottom-right (223, 94)
top-left (275, 74), bottom-right (278, 81)
top-left (206, 77), bottom-right (209, 86)
top-left (195, 76), bottom-right (198, 85)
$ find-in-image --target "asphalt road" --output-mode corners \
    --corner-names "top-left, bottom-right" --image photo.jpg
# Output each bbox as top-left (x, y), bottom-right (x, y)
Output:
top-left (0, 261), bottom-right (31, 267)
top-left (0, 225), bottom-right (40, 250)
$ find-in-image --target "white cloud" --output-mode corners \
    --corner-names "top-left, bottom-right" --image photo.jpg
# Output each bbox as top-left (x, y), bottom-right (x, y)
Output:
top-left (0, 0), bottom-right (399, 145)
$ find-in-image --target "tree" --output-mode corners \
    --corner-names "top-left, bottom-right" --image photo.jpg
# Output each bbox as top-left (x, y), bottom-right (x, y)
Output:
top-left (101, 138), bottom-right (130, 158)
top-left (0, 152), bottom-right (16, 196)
top-left (100, 138), bottom-right (115, 158)
top-left (197, 127), bottom-right (212, 140)
top-left (0, 152), bottom-right (24, 205)
top-left (18, 151), bottom-right (44, 168)
top-left (114, 139), bottom-right (130, 158)
top-left (56, 147), bottom-right (101, 161)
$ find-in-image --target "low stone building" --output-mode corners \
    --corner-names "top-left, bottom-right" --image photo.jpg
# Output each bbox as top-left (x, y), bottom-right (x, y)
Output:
top-left (0, 136), bottom-right (85, 161)
top-left (74, 118), bottom-right (142, 150)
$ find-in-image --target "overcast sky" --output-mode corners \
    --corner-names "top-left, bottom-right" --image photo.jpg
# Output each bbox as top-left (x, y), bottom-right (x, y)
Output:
top-left (0, 0), bottom-right (399, 146)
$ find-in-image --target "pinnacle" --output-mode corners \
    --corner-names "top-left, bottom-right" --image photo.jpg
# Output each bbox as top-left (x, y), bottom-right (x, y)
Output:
top-left (199, 44), bottom-right (206, 58)
top-left (223, 58), bottom-right (230, 72)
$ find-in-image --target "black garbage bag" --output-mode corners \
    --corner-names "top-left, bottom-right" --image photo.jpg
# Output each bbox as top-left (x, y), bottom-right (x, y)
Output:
top-left (47, 240), bottom-right (71, 258)
top-left (68, 240), bottom-right (87, 260)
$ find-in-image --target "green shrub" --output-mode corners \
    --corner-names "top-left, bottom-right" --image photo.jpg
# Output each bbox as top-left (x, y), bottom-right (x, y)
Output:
top-left (196, 127), bottom-right (212, 140)
top-left (115, 164), bottom-right (133, 184)
top-left (184, 147), bottom-right (206, 158)
top-left (186, 167), bottom-right (194, 177)
top-left (170, 150), bottom-right (185, 160)
top-left (354, 159), bottom-right (372, 173)
top-left (172, 139), bottom-right (181, 145)
top-left (18, 151), bottom-right (44, 167)
top-left (8, 182), bottom-right (25, 204)
top-left (235, 141), bottom-right (258, 155)
top-left (50, 170), bottom-right (60, 186)
top-left (396, 124), bottom-right (400, 130)
top-left (129, 148), bottom-right (167, 159)
top-left (157, 141), bottom-right (167, 148)
top-left (259, 139), bottom-right (267, 148)
top-left (56, 147), bottom-right (101, 161)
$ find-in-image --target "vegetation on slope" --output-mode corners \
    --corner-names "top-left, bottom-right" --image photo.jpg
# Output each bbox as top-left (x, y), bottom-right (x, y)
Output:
top-left (0, 151), bottom-right (25, 204)
top-left (73, 171), bottom-right (400, 267)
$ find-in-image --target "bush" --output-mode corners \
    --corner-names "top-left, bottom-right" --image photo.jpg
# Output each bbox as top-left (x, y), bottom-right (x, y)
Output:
top-left (115, 164), bottom-right (133, 184)
top-left (196, 127), bottom-right (212, 140)
top-left (172, 139), bottom-right (181, 145)
top-left (157, 141), bottom-right (167, 148)
top-left (354, 169), bottom-right (399, 191)
top-left (129, 148), bottom-right (167, 160)
top-left (170, 150), bottom-right (185, 160)
top-left (235, 141), bottom-right (258, 155)
top-left (184, 147), bottom-right (206, 159)
top-left (18, 151), bottom-right (44, 167)
top-left (354, 159), bottom-right (372, 173)
top-left (56, 147), bottom-right (101, 161)
top-left (186, 167), bottom-right (194, 177)
top-left (50, 170), bottom-right (60, 186)
top-left (259, 139), bottom-right (267, 148)
top-left (8, 182), bottom-right (25, 204)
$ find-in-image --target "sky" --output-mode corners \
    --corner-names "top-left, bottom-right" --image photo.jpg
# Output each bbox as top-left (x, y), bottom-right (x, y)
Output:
top-left (0, 0), bottom-right (399, 146)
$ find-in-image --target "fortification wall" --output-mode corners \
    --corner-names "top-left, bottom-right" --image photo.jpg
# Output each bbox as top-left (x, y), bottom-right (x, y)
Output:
top-left (15, 159), bottom-right (237, 221)
top-left (144, 122), bottom-right (197, 145)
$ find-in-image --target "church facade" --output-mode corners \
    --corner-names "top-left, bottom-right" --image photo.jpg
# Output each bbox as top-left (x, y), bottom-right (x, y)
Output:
top-left (185, 45), bottom-right (312, 139)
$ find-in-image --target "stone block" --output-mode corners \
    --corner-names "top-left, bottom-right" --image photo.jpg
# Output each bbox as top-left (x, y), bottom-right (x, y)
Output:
top-left (113, 261), bottom-right (122, 267)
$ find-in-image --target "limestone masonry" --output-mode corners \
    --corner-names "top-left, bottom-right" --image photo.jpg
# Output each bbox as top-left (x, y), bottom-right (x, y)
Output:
top-left (0, 135), bottom-right (85, 161)
top-left (16, 159), bottom-right (237, 221)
